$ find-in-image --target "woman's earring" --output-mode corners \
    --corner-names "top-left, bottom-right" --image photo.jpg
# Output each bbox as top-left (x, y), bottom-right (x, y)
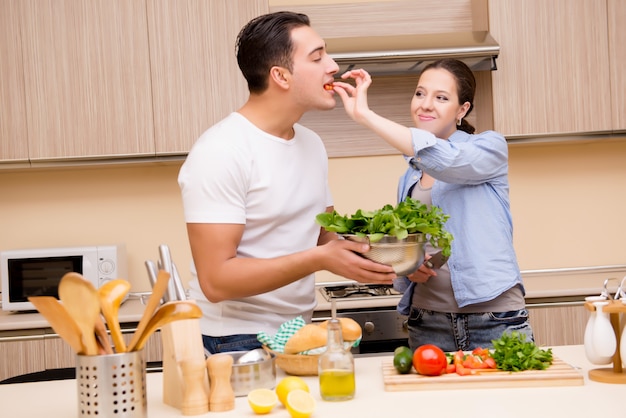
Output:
top-left (457, 118), bottom-right (462, 126)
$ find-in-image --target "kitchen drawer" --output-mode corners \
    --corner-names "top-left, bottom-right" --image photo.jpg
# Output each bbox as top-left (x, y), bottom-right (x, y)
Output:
top-left (0, 331), bottom-right (46, 382)
top-left (527, 302), bottom-right (588, 346)
top-left (0, 326), bottom-right (163, 382)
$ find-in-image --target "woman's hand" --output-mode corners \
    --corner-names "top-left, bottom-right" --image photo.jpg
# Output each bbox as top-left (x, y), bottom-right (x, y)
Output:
top-left (406, 254), bottom-right (438, 283)
top-left (332, 69), bottom-right (374, 123)
top-left (332, 68), bottom-right (415, 156)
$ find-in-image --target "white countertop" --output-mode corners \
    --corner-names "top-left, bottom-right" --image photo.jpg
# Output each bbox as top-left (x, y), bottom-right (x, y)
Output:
top-left (0, 295), bottom-right (148, 332)
top-left (0, 345), bottom-right (622, 418)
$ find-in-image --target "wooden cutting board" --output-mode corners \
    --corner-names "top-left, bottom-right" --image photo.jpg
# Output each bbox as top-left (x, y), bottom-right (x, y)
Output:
top-left (382, 357), bottom-right (584, 391)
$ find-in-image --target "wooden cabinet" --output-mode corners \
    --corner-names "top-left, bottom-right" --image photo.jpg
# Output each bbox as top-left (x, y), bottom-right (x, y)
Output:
top-left (275, 0), bottom-right (494, 158)
top-left (146, 0), bottom-right (267, 155)
top-left (608, 0), bottom-right (626, 131)
top-left (0, 0), bottom-right (267, 164)
top-left (489, 0), bottom-right (613, 137)
top-left (527, 303), bottom-right (587, 347)
top-left (0, 332), bottom-right (45, 381)
top-left (18, 0), bottom-right (155, 161)
top-left (0, 326), bottom-right (163, 382)
top-left (0, 0), bottom-right (28, 163)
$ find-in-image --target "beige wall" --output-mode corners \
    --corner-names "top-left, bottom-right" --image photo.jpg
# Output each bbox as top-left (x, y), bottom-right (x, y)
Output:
top-left (1, 137), bottom-right (625, 294)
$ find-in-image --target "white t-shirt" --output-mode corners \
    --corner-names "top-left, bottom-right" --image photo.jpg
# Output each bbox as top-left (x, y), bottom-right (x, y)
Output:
top-left (178, 112), bottom-right (332, 336)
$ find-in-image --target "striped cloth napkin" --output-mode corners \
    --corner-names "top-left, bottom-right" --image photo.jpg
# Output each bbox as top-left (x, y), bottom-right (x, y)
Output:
top-left (257, 316), bottom-right (306, 353)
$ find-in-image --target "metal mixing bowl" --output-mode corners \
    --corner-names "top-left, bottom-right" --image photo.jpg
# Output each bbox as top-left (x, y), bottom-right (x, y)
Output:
top-left (342, 233), bottom-right (425, 276)
top-left (223, 350), bottom-right (276, 397)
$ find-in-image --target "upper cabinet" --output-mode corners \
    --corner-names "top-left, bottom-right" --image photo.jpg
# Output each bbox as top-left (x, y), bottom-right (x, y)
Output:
top-left (271, 0), bottom-right (493, 158)
top-left (608, 0), bottom-right (626, 131)
top-left (489, 0), bottom-right (620, 138)
top-left (147, 0), bottom-right (266, 155)
top-left (0, 0), bottom-right (267, 165)
top-left (0, 0), bottom-right (28, 163)
top-left (19, 0), bottom-right (155, 161)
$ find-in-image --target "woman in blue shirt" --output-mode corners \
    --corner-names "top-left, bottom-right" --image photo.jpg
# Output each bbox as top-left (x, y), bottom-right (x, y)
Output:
top-left (332, 59), bottom-right (533, 352)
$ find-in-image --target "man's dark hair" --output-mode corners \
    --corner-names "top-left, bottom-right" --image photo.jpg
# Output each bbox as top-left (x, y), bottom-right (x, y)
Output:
top-left (236, 11), bottom-right (311, 94)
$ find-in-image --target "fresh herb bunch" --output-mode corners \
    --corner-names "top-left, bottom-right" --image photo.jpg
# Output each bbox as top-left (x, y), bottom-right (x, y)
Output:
top-left (316, 197), bottom-right (453, 257)
top-left (491, 332), bottom-right (553, 372)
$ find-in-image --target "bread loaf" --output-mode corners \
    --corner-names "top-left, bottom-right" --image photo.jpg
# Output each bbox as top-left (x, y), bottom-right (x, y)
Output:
top-left (283, 318), bottom-right (362, 354)
top-left (284, 324), bottom-right (327, 354)
top-left (318, 318), bottom-right (362, 342)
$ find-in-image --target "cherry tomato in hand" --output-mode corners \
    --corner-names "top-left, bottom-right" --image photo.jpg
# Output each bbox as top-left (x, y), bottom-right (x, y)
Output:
top-left (412, 344), bottom-right (448, 376)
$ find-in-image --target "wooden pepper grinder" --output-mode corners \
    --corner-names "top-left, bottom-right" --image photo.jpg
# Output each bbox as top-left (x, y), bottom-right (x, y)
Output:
top-left (180, 360), bottom-right (210, 415)
top-left (206, 354), bottom-right (235, 412)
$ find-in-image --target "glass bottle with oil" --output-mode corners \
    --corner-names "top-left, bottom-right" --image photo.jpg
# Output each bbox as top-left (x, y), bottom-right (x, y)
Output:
top-left (318, 311), bottom-right (355, 401)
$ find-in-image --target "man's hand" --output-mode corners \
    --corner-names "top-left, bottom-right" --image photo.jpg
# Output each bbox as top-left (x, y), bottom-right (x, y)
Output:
top-left (317, 238), bottom-right (397, 284)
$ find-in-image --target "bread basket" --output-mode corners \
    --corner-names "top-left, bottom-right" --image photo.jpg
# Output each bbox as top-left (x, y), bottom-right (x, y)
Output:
top-left (263, 348), bottom-right (320, 376)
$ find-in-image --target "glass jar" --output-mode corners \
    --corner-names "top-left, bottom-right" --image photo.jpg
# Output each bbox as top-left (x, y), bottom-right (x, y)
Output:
top-left (318, 318), bottom-right (355, 401)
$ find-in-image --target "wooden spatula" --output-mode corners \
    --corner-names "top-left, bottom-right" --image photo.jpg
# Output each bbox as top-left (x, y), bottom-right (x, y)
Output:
top-left (131, 300), bottom-right (202, 351)
top-left (58, 272), bottom-right (101, 356)
top-left (98, 279), bottom-right (131, 353)
top-left (127, 269), bottom-right (171, 351)
top-left (28, 296), bottom-right (85, 354)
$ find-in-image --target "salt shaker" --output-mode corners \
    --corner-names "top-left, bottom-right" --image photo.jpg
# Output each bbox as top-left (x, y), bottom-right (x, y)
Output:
top-left (206, 354), bottom-right (235, 411)
top-left (180, 360), bottom-right (209, 416)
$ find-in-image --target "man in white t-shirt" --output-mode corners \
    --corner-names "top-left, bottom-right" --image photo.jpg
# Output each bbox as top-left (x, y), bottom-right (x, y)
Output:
top-left (178, 11), bottom-right (397, 354)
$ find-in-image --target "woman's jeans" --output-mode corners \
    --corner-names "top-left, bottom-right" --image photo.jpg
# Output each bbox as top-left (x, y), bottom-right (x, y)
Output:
top-left (202, 334), bottom-right (262, 355)
top-left (406, 307), bottom-right (534, 352)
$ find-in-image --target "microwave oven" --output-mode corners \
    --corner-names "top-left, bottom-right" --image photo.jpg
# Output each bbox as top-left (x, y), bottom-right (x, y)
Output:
top-left (1, 244), bottom-right (127, 312)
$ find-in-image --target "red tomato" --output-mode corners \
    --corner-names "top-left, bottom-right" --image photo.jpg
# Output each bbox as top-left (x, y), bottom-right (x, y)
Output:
top-left (484, 357), bottom-right (497, 369)
top-left (471, 347), bottom-right (490, 358)
top-left (463, 354), bottom-right (486, 369)
top-left (412, 344), bottom-right (448, 376)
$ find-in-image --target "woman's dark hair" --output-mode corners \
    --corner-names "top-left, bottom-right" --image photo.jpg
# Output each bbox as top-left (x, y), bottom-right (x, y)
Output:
top-left (236, 11), bottom-right (310, 94)
top-left (420, 59), bottom-right (476, 134)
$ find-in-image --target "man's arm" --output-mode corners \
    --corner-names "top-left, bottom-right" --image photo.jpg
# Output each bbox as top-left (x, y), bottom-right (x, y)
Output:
top-left (187, 221), bottom-right (396, 303)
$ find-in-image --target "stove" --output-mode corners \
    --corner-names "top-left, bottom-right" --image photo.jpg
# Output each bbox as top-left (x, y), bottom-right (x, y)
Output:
top-left (319, 283), bottom-right (402, 301)
top-left (315, 283), bottom-right (408, 354)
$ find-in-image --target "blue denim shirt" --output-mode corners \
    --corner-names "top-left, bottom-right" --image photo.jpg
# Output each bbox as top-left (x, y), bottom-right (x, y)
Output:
top-left (396, 128), bottom-right (524, 315)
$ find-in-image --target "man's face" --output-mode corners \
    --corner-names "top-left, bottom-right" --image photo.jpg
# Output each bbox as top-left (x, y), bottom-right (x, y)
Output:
top-left (286, 26), bottom-right (339, 111)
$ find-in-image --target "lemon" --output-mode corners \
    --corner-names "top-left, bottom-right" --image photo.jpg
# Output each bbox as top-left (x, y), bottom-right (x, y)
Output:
top-left (275, 376), bottom-right (309, 406)
top-left (285, 389), bottom-right (315, 418)
top-left (247, 388), bottom-right (278, 414)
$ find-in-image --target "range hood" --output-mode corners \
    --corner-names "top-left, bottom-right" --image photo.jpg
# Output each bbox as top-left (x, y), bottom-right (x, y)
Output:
top-left (326, 31), bottom-right (499, 76)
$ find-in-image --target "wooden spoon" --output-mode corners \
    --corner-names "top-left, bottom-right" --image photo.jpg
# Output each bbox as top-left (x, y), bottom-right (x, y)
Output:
top-left (130, 300), bottom-right (202, 351)
top-left (94, 315), bottom-right (114, 354)
top-left (98, 279), bottom-right (131, 353)
top-left (127, 269), bottom-right (171, 351)
top-left (58, 272), bottom-right (101, 356)
top-left (28, 296), bottom-right (85, 354)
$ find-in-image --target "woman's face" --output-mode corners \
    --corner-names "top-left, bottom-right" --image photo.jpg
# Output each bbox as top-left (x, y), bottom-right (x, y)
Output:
top-left (410, 68), bottom-right (470, 139)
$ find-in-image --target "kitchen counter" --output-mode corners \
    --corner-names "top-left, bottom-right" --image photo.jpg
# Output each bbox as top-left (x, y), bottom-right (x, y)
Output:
top-left (0, 295), bottom-right (148, 332)
top-left (1, 345), bottom-right (624, 418)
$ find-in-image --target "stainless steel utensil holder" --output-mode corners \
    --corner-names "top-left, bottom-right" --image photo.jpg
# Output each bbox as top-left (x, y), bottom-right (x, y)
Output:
top-left (76, 350), bottom-right (147, 417)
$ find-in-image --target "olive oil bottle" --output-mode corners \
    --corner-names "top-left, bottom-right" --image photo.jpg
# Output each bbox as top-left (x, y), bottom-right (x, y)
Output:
top-left (318, 316), bottom-right (355, 401)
